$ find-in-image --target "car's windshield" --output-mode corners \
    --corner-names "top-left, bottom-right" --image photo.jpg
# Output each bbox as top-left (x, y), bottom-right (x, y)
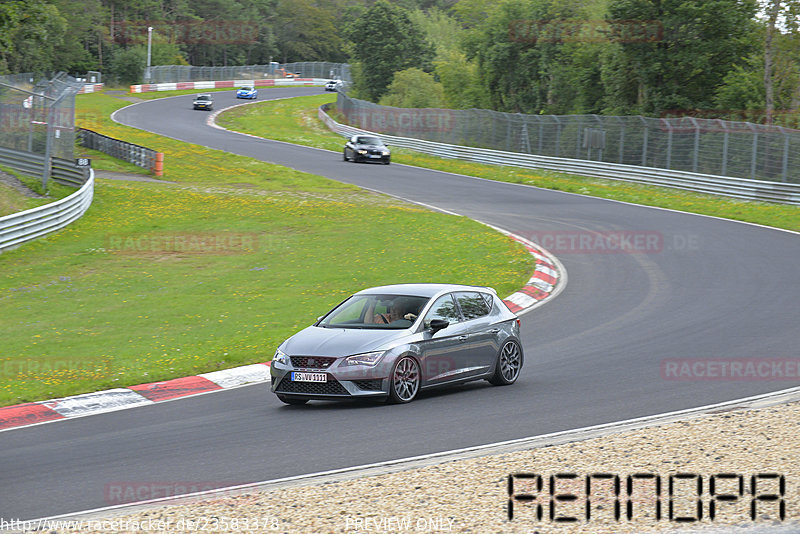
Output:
top-left (240, 87), bottom-right (253, 90)
top-left (319, 294), bottom-right (429, 329)
top-left (357, 137), bottom-right (381, 145)
top-left (196, 95), bottom-right (211, 100)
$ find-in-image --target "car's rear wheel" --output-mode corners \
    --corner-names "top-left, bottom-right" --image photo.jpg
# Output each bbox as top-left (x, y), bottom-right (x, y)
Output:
top-left (343, 149), bottom-right (348, 161)
top-left (387, 356), bottom-right (420, 404)
top-left (277, 395), bottom-right (308, 405)
top-left (488, 339), bottom-right (522, 385)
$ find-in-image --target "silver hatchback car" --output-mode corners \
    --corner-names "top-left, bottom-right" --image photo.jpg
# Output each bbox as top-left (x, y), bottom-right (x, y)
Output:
top-left (270, 283), bottom-right (523, 404)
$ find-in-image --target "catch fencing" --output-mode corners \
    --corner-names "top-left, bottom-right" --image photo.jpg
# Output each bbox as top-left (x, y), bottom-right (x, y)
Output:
top-left (336, 93), bottom-right (800, 185)
top-left (320, 104), bottom-right (800, 205)
top-left (0, 72), bottom-right (83, 162)
top-left (78, 128), bottom-right (163, 175)
top-left (147, 62), bottom-right (350, 84)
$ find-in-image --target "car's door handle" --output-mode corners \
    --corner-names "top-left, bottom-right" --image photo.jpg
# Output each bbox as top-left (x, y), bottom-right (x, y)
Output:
top-left (489, 329), bottom-right (500, 334)
top-left (457, 335), bottom-right (469, 342)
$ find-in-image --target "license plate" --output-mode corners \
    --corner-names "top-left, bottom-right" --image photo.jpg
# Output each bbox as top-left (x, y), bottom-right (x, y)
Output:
top-left (291, 372), bottom-right (327, 383)
top-left (369, 154), bottom-right (381, 158)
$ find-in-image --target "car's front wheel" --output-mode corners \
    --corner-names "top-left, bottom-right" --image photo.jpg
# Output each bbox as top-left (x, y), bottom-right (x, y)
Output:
top-left (277, 395), bottom-right (308, 405)
top-left (488, 339), bottom-right (522, 385)
top-left (387, 356), bottom-right (420, 404)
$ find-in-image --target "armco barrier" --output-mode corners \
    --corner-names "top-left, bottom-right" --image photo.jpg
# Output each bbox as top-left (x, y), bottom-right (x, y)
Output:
top-left (319, 104), bottom-right (800, 205)
top-left (78, 128), bottom-right (163, 176)
top-left (0, 169), bottom-right (94, 252)
top-left (0, 146), bottom-right (89, 188)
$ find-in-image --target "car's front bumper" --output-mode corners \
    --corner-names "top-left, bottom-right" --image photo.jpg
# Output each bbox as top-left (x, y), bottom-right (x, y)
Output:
top-left (270, 361), bottom-right (389, 400)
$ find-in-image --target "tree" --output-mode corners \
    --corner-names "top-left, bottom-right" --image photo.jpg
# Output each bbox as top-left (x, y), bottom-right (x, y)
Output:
top-left (344, 0), bottom-right (435, 101)
top-left (0, 1), bottom-right (67, 74)
top-left (466, 0), bottom-right (589, 114)
top-left (273, 0), bottom-right (347, 63)
top-left (107, 45), bottom-right (146, 85)
top-left (762, 0), bottom-right (800, 124)
top-left (379, 68), bottom-right (445, 108)
top-left (603, 0), bottom-right (760, 115)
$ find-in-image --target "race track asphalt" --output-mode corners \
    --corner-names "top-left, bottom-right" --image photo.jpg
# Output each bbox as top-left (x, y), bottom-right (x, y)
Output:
top-left (3, 87), bottom-right (799, 521)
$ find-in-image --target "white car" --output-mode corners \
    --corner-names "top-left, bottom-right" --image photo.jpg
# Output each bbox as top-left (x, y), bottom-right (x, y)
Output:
top-left (325, 80), bottom-right (341, 91)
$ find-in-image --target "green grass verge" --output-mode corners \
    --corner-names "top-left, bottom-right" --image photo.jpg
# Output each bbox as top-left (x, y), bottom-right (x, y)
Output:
top-left (0, 165), bottom-right (79, 217)
top-left (217, 95), bottom-right (800, 232)
top-left (0, 91), bottom-right (536, 406)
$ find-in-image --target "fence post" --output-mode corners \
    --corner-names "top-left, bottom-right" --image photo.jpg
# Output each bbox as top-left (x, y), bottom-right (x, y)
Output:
top-left (617, 117), bottom-right (625, 163)
top-left (640, 116), bottom-right (649, 166)
top-left (750, 124), bottom-right (758, 179)
top-left (720, 120), bottom-right (729, 176)
top-left (782, 130), bottom-right (789, 182)
top-left (665, 120), bottom-right (673, 169)
top-left (690, 117), bottom-right (700, 172)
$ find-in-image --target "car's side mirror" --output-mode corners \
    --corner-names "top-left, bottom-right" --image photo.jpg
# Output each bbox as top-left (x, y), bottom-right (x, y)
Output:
top-left (427, 319), bottom-right (449, 334)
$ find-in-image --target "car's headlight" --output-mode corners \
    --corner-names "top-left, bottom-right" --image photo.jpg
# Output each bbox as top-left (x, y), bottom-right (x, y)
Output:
top-left (357, 149), bottom-right (368, 154)
top-left (273, 348), bottom-right (289, 366)
top-left (382, 150), bottom-right (390, 156)
top-left (344, 351), bottom-right (384, 366)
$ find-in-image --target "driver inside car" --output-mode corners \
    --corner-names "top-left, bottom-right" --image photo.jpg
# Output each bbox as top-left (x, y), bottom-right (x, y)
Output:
top-left (371, 298), bottom-right (418, 324)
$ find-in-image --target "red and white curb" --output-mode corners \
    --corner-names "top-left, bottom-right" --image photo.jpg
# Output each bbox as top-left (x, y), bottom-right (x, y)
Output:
top-left (0, 364), bottom-right (271, 432)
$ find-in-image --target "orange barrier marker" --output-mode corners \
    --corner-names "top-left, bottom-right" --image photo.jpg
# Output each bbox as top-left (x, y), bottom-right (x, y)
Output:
top-left (153, 152), bottom-right (164, 177)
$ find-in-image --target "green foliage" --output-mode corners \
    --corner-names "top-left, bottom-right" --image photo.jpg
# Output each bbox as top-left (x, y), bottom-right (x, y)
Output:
top-left (344, 0), bottom-right (435, 101)
top-left (0, 1), bottom-right (67, 74)
top-left (378, 68), bottom-right (445, 108)
top-left (433, 49), bottom-right (488, 109)
top-left (603, 0), bottom-right (760, 115)
top-left (273, 0), bottom-right (346, 63)
top-left (108, 46), bottom-right (146, 85)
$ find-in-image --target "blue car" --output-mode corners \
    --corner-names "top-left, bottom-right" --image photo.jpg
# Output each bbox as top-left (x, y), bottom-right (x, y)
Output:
top-left (236, 85), bottom-right (257, 99)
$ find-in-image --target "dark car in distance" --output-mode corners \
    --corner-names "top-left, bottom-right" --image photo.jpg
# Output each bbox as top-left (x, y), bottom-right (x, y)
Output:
top-left (343, 135), bottom-right (390, 164)
top-left (269, 284), bottom-right (523, 405)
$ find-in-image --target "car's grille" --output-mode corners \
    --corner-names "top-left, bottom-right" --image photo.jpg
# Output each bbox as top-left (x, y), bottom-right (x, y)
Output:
top-left (352, 379), bottom-right (383, 391)
top-left (290, 356), bottom-right (337, 369)
top-left (275, 376), bottom-right (349, 395)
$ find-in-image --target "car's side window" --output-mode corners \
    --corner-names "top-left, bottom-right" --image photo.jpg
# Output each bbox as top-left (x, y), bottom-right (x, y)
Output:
top-left (424, 294), bottom-right (461, 324)
top-left (454, 292), bottom-right (491, 321)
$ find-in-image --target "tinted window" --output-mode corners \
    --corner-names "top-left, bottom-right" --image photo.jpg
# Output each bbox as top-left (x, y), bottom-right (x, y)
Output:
top-left (425, 294), bottom-right (461, 324)
top-left (455, 292), bottom-right (491, 320)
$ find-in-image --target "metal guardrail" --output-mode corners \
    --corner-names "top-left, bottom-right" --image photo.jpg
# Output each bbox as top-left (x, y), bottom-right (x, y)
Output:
top-left (319, 104), bottom-right (800, 205)
top-left (77, 128), bottom-right (163, 176)
top-left (0, 146), bottom-right (89, 188)
top-left (0, 169), bottom-right (94, 253)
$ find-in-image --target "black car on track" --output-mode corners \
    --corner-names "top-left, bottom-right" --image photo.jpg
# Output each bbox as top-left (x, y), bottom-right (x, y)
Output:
top-left (343, 135), bottom-right (391, 165)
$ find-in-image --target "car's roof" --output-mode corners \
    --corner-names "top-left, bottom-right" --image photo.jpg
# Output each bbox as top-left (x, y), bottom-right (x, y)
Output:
top-left (354, 283), bottom-right (495, 298)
